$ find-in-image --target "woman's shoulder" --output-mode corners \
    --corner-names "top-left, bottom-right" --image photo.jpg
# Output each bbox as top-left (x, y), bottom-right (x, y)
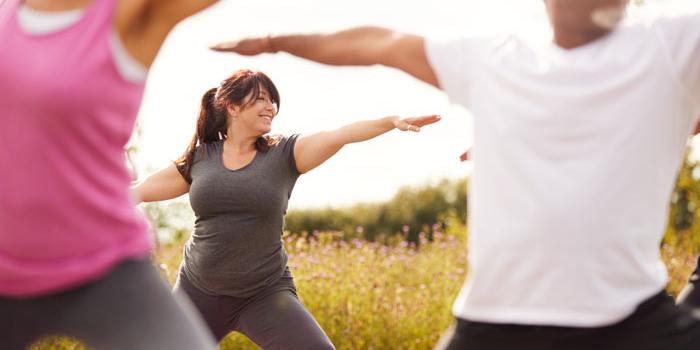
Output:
top-left (275, 134), bottom-right (300, 146)
top-left (193, 140), bottom-right (223, 161)
top-left (260, 134), bottom-right (299, 151)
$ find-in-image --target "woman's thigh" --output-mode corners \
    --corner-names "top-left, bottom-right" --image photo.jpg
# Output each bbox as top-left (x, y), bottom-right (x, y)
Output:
top-left (236, 289), bottom-right (335, 350)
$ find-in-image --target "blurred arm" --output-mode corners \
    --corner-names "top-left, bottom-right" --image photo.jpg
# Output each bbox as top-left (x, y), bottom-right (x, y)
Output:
top-left (117, 0), bottom-right (219, 67)
top-left (212, 27), bottom-right (440, 88)
top-left (294, 115), bottom-right (440, 173)
top-left (131, 163), bottom-right (190, 204)
top-left (148, 0), bottom-right (219, 24)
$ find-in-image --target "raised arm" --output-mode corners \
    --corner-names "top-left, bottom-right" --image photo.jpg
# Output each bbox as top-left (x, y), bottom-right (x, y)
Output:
top-left (148, 0), bottom-right (218, 24)
top-left (211, 27), bottom-right (440, 88)
top-left (130, 164), bottom-right (190, 204)
top-left (294, 115), bottom-right (440, 174)
top-left (117, 0), bottom-right (219, 67)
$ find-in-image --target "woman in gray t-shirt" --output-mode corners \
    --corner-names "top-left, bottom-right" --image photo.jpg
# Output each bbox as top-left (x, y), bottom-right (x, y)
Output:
top-left (131, 69), bottom-right (439, 349)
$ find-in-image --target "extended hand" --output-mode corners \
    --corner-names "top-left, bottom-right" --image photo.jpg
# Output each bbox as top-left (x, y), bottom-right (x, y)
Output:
top-left (393, 115), bottom-right (441, 132)
top-left (210, 36), bottom-right (274, 55)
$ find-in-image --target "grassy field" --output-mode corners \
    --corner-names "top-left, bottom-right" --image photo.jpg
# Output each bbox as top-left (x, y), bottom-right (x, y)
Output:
top-left (155, 221), bottom-right (469, 350)
top-left (29, 220), bottom-right (698, 349)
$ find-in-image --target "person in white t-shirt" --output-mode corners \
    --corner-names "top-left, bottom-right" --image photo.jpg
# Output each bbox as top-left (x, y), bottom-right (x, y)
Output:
top-left (210, 0), bottom-right (700, 349)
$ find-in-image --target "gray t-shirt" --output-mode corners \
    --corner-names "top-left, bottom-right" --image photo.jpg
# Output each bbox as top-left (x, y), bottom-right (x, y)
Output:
top-left (182, 135), bottom-right (300, 297)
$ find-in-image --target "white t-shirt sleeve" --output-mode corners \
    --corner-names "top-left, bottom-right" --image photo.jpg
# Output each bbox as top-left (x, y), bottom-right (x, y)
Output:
top-left (424, 35), bottom-right (491, 108)
top-left (653, 11), bottom-right (700, 103)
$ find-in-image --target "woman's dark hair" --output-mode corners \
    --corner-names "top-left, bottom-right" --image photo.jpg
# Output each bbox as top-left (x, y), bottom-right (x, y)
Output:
top-left (175, 69), bottom-right (281, 183)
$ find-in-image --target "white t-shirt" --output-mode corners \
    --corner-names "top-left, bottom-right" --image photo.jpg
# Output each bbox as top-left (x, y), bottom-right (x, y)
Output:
top-left (426, 12), bottom-right (700, 327)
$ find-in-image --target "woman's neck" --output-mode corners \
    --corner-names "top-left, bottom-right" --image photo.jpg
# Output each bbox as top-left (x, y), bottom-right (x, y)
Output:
top-left (224, 133), bottom-right (258, 155)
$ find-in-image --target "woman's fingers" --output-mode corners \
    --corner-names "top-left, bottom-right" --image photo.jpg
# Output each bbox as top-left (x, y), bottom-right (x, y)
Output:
top-left (406, 123), bottom-right (420, 132)
top-left (403, 115), bottom-right (441, 129)
top-left (395, 120), bottom-right (416, 132)
top-left (210, 38), bottom-right (267, 55)
top-left (210, 40), bottom-right (240, 52)
top-left (413, 115), bottom-right (441, 126)
top-left (396, 115), bottom-right (441, 132)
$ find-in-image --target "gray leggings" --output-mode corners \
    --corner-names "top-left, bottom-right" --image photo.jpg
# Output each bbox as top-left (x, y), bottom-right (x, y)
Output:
top-left (0, 258), bottom-right (215, 350)
top-left (173, 269), bottom-right (335, 350)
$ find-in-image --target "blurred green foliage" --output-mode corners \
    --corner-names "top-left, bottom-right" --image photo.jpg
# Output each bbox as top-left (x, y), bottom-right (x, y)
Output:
top-left (285, 178), bottom-right (467, 244)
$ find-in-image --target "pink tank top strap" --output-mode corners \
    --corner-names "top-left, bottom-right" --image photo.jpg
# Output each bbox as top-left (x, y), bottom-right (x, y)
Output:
top-left (0, 0), bottom-right (119, 35)
top-left (0, 0), bottom-right (21, 25)
top-left (82, 0), bottom-right (121, 34)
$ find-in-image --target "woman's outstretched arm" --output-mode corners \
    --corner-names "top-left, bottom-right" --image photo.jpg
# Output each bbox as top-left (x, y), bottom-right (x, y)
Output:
top-left (294, 115), bottom-right (441, 174)
top-left (130, 164), bottom-right (190, 204)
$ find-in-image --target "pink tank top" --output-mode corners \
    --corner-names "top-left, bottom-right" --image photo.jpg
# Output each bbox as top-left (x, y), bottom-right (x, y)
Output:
top-left (0, 0), bottom-right (152, 297)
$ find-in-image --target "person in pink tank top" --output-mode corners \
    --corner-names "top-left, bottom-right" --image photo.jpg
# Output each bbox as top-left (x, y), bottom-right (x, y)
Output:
top-left (0, 0), bottom-right (219, 349)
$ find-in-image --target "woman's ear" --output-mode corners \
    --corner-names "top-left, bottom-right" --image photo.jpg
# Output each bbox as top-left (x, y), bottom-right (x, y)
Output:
top-left (227, 104), bottom-right (238, 118)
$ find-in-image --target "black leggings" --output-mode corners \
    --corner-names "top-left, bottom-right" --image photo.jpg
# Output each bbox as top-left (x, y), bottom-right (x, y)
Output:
top-left (0, 258), bottom-right (215, 350)
top-left (435, 291), bottom-right (700, 350)
top-left (173, 269), bottom-right (335, 350)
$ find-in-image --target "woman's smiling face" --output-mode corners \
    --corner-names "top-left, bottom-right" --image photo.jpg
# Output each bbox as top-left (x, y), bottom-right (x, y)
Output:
top-left (232, 85), bottom-right (279, 135)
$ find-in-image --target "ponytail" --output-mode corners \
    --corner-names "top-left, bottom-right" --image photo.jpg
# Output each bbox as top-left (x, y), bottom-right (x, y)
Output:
top-left (175, 88), bottom-right (227, 183)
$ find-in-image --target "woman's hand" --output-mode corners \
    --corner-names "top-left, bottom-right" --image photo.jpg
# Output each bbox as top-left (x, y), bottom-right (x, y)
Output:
top-left (392, 115), bottom-right (442, 132)
top-left (210, 35), bottom-right (275, 55)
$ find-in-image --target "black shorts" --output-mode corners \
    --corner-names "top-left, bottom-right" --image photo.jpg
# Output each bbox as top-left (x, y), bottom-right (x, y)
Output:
top-left (437, 291), bottom-right (700, 350)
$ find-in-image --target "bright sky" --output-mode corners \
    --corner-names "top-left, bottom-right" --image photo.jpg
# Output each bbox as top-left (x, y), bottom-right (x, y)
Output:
top-left (133, 0), bottom-right (696, 209)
